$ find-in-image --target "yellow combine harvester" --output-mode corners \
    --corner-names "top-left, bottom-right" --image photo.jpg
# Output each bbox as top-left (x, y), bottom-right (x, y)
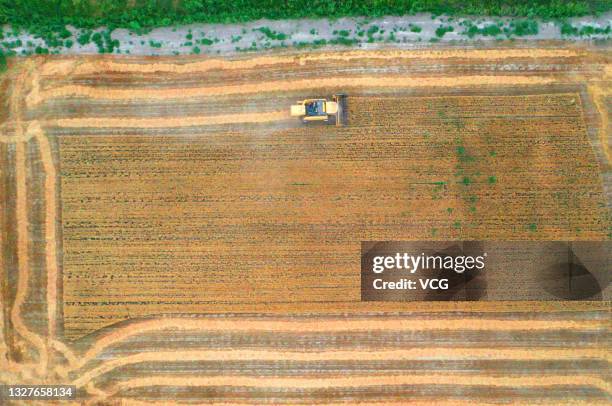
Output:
top-left (290, 94), bottom-right (346, 126)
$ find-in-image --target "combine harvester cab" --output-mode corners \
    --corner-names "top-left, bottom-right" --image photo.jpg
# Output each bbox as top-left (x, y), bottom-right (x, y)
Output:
top-left (291, 94), bottom-right (347, 126)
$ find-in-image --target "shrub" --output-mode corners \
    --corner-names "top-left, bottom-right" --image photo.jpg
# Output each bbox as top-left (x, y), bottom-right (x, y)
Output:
top-left (330, 37), bottom-right (358, 46)
top-left (255, 27), bottom-right (287, 41)
top-left (508, 19), bottom-right (538, 36)
top-left (435, 25), bottom-right (454, 37)
top-left (77, 30), bottom-right (92, 45)
top-left (59, 26), bottom-right (71, 39)
top-left (409, 24), bottom-right (422, 33)
top-left (561, 22), bottom-right (611, 36)
top-left (463, 23), bottom-right (502, 37)
top-left (367, 25), bottom-right (380, 36)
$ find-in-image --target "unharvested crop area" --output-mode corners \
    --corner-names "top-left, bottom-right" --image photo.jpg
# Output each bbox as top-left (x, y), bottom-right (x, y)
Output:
top-left (0, 48), bottom-right (610, 404)
top-left (59, 93), bottom-right (608, 338)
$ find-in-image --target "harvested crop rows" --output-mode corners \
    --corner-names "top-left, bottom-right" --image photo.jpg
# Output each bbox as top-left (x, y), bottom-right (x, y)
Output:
top-left (0, 47), bottom-right (610, 404)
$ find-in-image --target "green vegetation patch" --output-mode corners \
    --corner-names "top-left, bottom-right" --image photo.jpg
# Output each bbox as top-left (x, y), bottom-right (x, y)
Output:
top-left (435, 25), bottom-right (454, 37)
top-left (77, 30), bottom-right (92, 45)
top-left (0, 1), bottom-right (608, 57)
top-left (330, 37), bottom-right (359, 46)
top-left (254, 26), bottom-right (288, 41)
top-left (197, 38), bottom-right (213, 45)
top-left (462, 19), bottom-right (538, 38)
top-left (0, 49), bottom-right (6, 73)
top-left (91, 30), bottom-right (119, 53)
top-left (1, 1), bottom-right (606, 34)
top-left (409, 24), bottom-right (422, 33)
top-left (560, 22), bottom-right (611, 36)
top-left (463, 22), bottom-right (502, 37)
top-left (508, 19), bottom-right (539, 36)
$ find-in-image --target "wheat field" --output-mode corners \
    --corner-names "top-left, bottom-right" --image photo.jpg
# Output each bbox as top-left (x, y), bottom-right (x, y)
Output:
top-left (0, 47), bottom-right (610, 404)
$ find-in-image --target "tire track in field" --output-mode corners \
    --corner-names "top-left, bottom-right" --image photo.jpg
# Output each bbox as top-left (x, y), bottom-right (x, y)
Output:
top-left (85, 400), bottom-right (612, 406)
top-left (40, 48), bottom-right (584, 77)
top-left (23, 62), bottom-right (80, 374)
top-left (2, 60), bottom-right (78, 381)
top-left (102, 374), bottom-right (610, 398)
top-left (12, 139), bottom-right (48, 376)
top-left (0, 145), bottom-right (7, 368)
top-left (8, 61), bottom-right (48, 378)
top-left (34, 127), bottom-right (59, 343)
top-left (50, 111), bottom-right (289, 129)
top-left (69, 348), bottom-right (612, 390)
top-left (54, 316), bottom-right (609, 378)
top-left (587, 84), bottom-right (611, 165)
top-left (0, 65), bottom-right (35, 380)
top-left (28, 75), bottom-right (559, 106)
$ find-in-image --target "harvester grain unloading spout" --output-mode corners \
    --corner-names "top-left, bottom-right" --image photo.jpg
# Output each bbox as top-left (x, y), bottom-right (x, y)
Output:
top-left (290, 94), bottom-right (347, 126)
